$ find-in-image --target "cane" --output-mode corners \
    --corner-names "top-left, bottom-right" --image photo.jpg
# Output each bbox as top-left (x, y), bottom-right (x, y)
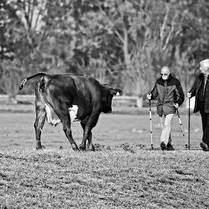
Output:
top-left (188, 98), bottom-right (191, 150)
top-left (149, 99), bottom-right (154, 150)
top-left (176, 108), bottom-right (187, 149)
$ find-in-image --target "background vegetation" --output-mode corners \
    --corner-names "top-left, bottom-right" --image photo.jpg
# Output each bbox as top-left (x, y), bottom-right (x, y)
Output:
top-left (1, 0), bottom-right (209, 102)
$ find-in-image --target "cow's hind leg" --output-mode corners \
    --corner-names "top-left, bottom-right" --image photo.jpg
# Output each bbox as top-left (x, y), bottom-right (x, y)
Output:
top-left (62, 117), bottom-right (79, 151)
top-left (54, 106), bottom-right (79, 151)
top-left (80, 121), bottom-right (95, 151)
top-left (34, 104), bottom-right (46, 149)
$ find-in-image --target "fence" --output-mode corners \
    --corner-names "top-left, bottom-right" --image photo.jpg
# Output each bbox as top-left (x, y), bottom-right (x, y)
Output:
top-left (0, 95), bottom-right (144, 108)
top-left (0, 95), bottom-right (194, 110)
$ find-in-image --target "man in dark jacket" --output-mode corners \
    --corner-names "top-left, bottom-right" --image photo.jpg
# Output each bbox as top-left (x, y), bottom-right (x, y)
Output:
top-left (188, 59), bottom-right (209, 151)
top-left (147, 66), bottom-right (185, 150)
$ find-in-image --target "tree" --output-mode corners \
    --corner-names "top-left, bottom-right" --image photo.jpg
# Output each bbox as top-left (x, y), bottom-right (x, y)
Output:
top-left (1, 0), bottom-right (209, 100)
top-left (0, 0), bottom-right (23, 102)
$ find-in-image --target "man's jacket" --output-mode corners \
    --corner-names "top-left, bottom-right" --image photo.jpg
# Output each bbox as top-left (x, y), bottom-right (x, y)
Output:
top-left (189, 73), bottom-right (209, 113)
top-left (151, 74), bottom-right (185, 116)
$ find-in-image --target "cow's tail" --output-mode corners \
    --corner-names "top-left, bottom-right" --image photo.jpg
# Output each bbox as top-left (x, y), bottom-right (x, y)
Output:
top-left (19, 73), bottom-right (48, 90)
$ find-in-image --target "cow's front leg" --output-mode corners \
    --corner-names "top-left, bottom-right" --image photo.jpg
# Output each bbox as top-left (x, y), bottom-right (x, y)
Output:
top-left (79, 132), bottom-right (87, 151)
top-left (86, 132), bottom-right (95, 151)
top-left (34, 106), bottom-right (46, 150)
top-left (80, 121), bottom-right (94, 151)
top-left (80, 131), bottom-right (95, 151)
top-left (80, 114), bottom-right (99, 151)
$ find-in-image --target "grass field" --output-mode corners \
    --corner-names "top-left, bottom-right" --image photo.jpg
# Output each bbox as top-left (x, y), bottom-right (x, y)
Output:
top-left (0, 110), bottom-right (209, 208)
top-left (0, 110), bottom-right (202, 150)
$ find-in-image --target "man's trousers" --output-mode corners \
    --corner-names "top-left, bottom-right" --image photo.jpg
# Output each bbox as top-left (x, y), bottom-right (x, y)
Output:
top-left (160, 113), bottom-right (174, 145)
top-left (200, 107), bottom-right (209, 146)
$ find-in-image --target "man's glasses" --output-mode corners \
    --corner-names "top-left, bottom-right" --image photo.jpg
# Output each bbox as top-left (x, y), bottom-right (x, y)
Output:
top-left (161, 73), bottom-right (168, 76)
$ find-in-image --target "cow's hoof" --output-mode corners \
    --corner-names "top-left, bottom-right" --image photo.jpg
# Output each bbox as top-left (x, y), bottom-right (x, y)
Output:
top-left (88, 144), bottom-right (95, 151)
top-left (79, 144), bottom-right (86, 151)
top-left (91, 145), bottom-right (95, 151)
top-left (72, 143), bottom-right (79, 151)
top-left (36, 145), bottom-right (45, 150)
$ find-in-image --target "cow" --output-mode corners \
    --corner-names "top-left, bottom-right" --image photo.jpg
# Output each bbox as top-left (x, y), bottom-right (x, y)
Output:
top-left (19, 73), bottom-right (122, 151)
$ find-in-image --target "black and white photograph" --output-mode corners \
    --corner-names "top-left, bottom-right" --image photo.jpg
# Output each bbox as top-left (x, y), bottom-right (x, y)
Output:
top-left (0, 0), bottom-right (209, 208)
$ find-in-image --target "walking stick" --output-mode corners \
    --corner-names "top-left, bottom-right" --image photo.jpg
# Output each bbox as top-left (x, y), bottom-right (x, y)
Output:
top-left (176, 108), bottom-right (187, 149)
top-left (188, 98), bottom-right (191, 150)
top-left (149, 99), bottom-right (154, 150)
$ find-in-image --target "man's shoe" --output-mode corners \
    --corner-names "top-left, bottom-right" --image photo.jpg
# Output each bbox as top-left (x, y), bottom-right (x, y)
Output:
top-left (200, 142), bottom-right (209, 151)
top-left (167, 143), bottom-right (175, 151)
top-left (160, 142), bottom-right (167, 150)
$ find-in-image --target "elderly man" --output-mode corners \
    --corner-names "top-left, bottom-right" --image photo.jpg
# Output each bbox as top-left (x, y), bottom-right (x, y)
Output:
top-left (147, 66), bottom-right (185, 150)
top-left (188, 59), bottom-right (209, 151)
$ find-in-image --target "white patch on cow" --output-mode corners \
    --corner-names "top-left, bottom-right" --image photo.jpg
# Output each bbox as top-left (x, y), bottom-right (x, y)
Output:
top-left (69, 105), bottom-right (80, 122)
top-left (45, 104), bottom-right (80, 125)
top-left (45, 104), bottom-right (61, 126)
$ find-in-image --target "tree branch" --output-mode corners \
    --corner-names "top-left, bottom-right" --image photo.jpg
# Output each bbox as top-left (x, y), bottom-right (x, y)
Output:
top-left (114, 30), bottom-right (124, 44)
top-left (162, 10), bottom-right (179, 51)
top-left (34, 0), bottom-right (46, 31)
top-left (160, 3), bottom-right (170, 48)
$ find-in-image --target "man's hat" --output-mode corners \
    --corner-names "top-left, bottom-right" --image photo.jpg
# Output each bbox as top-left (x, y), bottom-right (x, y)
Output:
top-left (200, 59), bottom-right (209, 68)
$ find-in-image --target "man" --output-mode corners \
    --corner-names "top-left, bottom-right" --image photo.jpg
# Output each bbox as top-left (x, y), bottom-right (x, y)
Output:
top-left (147, 66), bottom-right (185, 150)
top-left (188, 59), bottom-right (209, 151)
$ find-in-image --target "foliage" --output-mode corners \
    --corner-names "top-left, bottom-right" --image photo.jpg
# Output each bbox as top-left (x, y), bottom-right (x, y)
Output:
top-left (1, 0), bottom-right (209, 99)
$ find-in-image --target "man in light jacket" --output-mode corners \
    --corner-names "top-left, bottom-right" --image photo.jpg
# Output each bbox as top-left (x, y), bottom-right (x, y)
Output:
top-left (147, 66), bottom-right (185, 150)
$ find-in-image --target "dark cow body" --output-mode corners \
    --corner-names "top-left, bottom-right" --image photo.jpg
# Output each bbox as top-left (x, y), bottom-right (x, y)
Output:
top-left (19, 73), bottom-right (122, 151)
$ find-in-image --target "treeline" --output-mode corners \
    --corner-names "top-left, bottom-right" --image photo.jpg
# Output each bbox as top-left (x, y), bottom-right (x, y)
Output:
top-left (0, 0), bottom-right (209, 102)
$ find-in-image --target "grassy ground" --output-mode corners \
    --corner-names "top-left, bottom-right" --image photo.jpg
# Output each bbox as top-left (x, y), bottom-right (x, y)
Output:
top-left (0, 149), bottom-right (209, 208)
top-left (0, 110), bottom-right (208, 208)
top-left (0, 110), bottom-right (202, 150)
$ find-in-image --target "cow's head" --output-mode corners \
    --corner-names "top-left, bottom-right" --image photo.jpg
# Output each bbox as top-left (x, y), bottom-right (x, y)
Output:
top-left (101, 85), bottom-right (122, 113)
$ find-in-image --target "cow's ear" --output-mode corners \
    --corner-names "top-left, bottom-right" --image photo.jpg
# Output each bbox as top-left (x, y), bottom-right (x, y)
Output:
top-left (110, 88), bottom-right (122, 96)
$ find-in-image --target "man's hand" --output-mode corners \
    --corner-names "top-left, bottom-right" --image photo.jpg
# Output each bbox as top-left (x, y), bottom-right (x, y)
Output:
top-left (187, 92), bottom-right (192, 98)
top-left (174, 103), bottom-right (179, 109)
top-left (147, 93), bottom-right (152, 100)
